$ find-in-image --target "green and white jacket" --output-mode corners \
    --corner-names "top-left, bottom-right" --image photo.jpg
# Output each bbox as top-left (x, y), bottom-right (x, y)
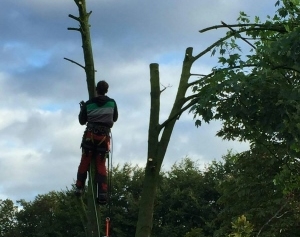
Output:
top-left (79, 95), bottom-right (118, 128)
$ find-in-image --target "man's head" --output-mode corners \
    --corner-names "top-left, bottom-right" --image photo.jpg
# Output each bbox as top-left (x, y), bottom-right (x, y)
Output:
top-left (96, 80), bottom-right (109, 95)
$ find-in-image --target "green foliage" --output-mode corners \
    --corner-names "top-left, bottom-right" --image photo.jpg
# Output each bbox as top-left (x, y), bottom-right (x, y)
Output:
top-left (228, 215), bottom-right (253, 237)
top-left (213, 149), bottom-right (300, 237)
top-left (184, 227), bottom-right (205, 237)
top-left (192, 0), bottom-right (300, 204)
top-left (152, 158), bottom-right (220, 237)
top-left (193, 1), bottom-right (300, 139)
top-left (2, 154), bottom-right (300, 237)
top-left (102, 163), bottom-right (145, 237)
top-left (0, 199), bottom-right (19, 237)
top-left (15, 191), bottom-right (85, 237)
top-left (0, 160), bottom-right (222, 237)
top-left (273, 162), bottom-right (300, 195)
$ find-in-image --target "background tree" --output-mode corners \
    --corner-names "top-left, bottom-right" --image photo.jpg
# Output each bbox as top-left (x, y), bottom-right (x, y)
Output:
top-left (211, 149), bottom-right (300, 237)
top-left (14, 191), bottom-right (85, 237)
top-left (0, 199), bottom-right (19, 237)
top-left (5, 152), bottom-right (298, 237)
top-left (101, 164), bottom-right (145, 237)
top-left (152, 158), bottom-right (220, 237)
top-left (0, 159), bottom-right (223, 237)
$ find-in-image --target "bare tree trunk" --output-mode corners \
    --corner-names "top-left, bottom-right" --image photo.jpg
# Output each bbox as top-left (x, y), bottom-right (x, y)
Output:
top-left (135, 48), bottom-right (195, 237)
top-left (66, 0), bottom-right (100, 236)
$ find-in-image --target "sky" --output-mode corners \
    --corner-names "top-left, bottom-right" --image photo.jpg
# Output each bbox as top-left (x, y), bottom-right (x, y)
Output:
top-left (0, 0), bottom-right (277, 203)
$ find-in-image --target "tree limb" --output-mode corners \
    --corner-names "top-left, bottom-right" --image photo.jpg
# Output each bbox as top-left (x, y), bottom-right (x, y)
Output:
top-left (68, 14), bottom-right (81, 22)
top-left (158, 98), bottom-right (198, 131)
top-left (271, 65), bottom-right (300, 73)
top-left (193, 33), bottom-right (235, 61)
top-left (188, 72), bottom-right (214, 87)
top-left (160, 83), bottom-right (172, 94)
top-left (196, 24), bottom-right (287, 64)
top-left (221, 21), bottom-right (256, 49)
top-left (200, 23), bottom-right (286, 33)
top-left (187, 63), bottom-right (258, 88)
top-left (183, 94), bottom-right (199, 104)
top-left (64, 57), bottom-right (85, 70)
top-left (256, 199), bottom-right (289, 237)
top-left (190, 73), bottom-right (207, 77)
top-left (67, 27), bottom-right (81, 32)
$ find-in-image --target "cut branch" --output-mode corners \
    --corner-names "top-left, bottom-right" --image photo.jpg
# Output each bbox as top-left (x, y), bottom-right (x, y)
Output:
top-left (160, 83), bottom-right (172, 94)
top-left (68, 14), bottom-right (80, 22)
top-left (64, 57), bottom-right (85, 70)
top-left (68, 27), bottom-right (81, 32)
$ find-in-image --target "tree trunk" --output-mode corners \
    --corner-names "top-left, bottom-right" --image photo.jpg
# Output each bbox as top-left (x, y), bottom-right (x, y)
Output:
top-left (67, 0), bottom-right (100, 236)
top-left (74, 0), bottom-right (96, 98)
top-left (135, 48), bottom-right (194, 237)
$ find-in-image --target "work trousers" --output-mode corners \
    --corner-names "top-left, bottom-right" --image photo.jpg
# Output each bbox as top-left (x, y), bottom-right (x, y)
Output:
top-left (76, 130), bottom-right (110, 194)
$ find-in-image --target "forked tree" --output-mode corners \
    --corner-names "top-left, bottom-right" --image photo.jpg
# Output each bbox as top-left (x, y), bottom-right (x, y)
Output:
top-left (65, 0), bottom-right (295, 237)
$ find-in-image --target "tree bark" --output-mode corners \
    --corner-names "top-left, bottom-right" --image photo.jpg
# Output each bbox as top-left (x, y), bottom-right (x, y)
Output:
top-left (68, 0), bottom-right (100, 236)
top-left (135, 48), bottom-right (194, 237)
top-left (74, 0), bottom-right (96, 98)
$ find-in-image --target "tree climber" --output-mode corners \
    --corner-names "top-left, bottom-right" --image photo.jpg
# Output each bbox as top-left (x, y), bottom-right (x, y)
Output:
top-left (75, 80), bottom-right (118, 205)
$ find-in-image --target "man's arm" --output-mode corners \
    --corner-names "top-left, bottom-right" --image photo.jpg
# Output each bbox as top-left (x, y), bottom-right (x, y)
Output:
top-left (113, 100), bottom-right (118, 122)
top-left (78, 101), bottom-right (87, 125)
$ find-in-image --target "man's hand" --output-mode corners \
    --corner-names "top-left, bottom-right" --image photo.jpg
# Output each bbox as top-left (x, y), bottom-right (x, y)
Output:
top-left (79, 101), bottom-right (85, 109)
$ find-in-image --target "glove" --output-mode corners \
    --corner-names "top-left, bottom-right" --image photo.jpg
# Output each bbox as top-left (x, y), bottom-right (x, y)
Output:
top-left (79, 101), bottom-right (85, 109)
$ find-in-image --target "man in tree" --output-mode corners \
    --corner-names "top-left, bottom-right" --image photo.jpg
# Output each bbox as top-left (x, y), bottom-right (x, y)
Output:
top-left (74, 80), bottom-right (118, 205)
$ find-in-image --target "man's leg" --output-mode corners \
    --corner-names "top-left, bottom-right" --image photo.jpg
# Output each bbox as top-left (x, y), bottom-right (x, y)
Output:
top-left (75, 149), bottom-right (92, 196)
top-left (95, 152), bottom-right (107, 204)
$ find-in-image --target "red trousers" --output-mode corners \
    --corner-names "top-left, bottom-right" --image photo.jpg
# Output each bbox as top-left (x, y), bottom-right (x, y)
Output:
top-left (76, 131), bottom-right (110, 193)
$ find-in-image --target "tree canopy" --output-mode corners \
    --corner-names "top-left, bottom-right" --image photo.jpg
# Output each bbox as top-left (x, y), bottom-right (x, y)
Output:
top-left (191, 0), bottom-right (300, 199)
top-left (194, 1), bottom-right (299, 143)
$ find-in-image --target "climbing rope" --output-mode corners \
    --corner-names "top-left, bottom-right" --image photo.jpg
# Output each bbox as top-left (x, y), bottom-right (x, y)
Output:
top-left (89, 160), bottom-right (101, 237)
top-left (108, 131), bottom-right (113, 212)
top-left (87, 131), bottom-right (113, 237)
top-left (105, 131), bottom-right (113, 236)
top-left (105, 217), bottom-right (111, 237)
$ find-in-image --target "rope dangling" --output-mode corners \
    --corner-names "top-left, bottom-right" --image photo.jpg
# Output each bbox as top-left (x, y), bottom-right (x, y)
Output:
top-left (105, 132), bottom-right (113, 237)
top-left (105, 217), bottom-right (110, 237)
